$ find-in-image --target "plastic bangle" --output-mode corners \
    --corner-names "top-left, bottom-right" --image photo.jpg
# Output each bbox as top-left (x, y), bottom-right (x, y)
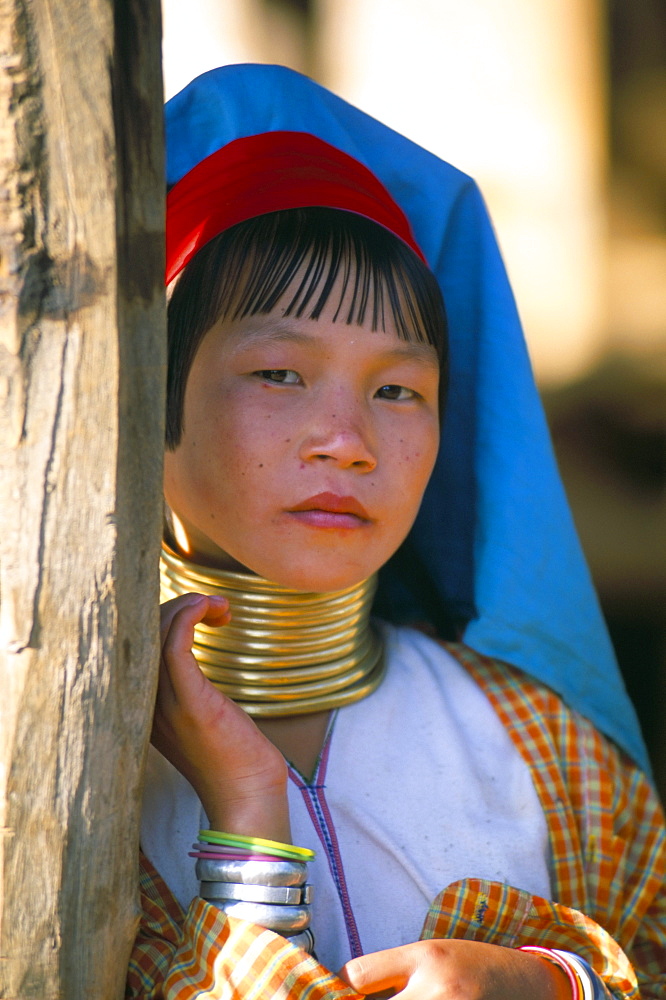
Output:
top-left (551, 952), bottom-right (596, 1000)
top-left (190, 850), bottom-right (285, 863)
top-left (198, 840), bottom-right (311, 862)
top-left (518, 946), bottom-right (582, 1000)
top-left (199, 829), bottom-right (315, 861)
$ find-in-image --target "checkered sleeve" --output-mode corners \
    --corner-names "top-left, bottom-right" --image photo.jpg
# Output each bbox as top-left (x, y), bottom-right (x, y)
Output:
top-left (446, 643), bottom-right (666, 1000)
top-left (127, 646), bottom-right (665, 999)
top-left (125, 853), bottom-right (358, 1000)
top-left (421, 879), bottom-right (626, 998)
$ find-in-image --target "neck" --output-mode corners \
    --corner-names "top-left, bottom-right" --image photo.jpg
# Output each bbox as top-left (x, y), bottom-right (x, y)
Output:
top-left (160, 541), bottom-right (385, 717)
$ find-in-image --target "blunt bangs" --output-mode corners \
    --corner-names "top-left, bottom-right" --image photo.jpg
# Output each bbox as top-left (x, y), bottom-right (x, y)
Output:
top-left (166, 207), bottom-right (448, 449)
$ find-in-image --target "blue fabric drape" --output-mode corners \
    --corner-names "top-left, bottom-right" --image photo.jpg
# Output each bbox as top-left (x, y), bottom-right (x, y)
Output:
top-left (165, 63), bottom-right (648, 772)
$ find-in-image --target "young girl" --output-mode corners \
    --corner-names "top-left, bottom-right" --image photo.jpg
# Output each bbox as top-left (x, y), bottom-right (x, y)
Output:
top-left (127, 65), bottom-right (666, 999)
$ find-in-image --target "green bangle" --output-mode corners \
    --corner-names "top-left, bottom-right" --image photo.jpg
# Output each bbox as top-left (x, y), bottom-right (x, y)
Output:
top-left (199, 829), bottom-right (315, 862)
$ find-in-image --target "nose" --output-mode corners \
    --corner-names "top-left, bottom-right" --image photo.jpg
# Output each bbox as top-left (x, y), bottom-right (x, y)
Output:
top-left (298, 404), bottom-right (377, 471)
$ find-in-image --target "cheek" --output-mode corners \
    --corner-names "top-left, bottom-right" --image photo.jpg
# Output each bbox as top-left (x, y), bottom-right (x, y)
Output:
top-left (391, 425), bottom-right (439, 476)
top-left (206, 408), bottom-right (287, 496)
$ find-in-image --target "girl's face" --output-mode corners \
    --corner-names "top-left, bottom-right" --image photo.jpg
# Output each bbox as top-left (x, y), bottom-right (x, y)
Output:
top-left (164, 289), bottom-right (440, 592)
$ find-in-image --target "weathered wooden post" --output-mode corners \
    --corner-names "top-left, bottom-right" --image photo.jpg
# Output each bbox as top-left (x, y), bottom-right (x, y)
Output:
top-left (0, 1), bottom-right (164, 996)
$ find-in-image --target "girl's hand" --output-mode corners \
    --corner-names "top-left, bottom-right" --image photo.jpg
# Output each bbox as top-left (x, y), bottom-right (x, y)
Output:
top-left (339, 939), bottom-right (573, 999)
top-left (152, 593), bottom-right (291, 842)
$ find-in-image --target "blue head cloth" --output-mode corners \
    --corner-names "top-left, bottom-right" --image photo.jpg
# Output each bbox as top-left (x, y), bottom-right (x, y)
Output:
top-left (165, 63), bottom-right (648, 772)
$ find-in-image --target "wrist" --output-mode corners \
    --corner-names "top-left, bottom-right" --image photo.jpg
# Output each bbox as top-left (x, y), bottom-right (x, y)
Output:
top-left (193, 832), bottom-right (315, 953)
top-left (518, 947), bottom-right (582, 1000)
top-left (204, 782), bottom-right (291, 843)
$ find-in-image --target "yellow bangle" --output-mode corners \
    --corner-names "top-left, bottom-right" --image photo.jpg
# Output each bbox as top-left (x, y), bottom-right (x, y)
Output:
top-left (199, 829), bottom-right (315, 862)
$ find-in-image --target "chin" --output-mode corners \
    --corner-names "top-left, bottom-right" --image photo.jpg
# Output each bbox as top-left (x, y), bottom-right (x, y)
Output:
top-left (256, 558), bottom-right (375, 594)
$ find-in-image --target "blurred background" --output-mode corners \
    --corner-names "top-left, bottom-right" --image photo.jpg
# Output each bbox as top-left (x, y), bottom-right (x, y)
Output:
top-left (161, 0), bottom-right (666, 799)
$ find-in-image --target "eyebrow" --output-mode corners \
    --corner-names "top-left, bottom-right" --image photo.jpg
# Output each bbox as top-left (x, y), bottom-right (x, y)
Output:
top-left (228, 320), bottom-right (440, 370)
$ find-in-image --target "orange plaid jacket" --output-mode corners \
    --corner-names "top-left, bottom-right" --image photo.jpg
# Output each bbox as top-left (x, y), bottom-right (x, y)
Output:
top-left (126, 644), bottom-right (666, 999)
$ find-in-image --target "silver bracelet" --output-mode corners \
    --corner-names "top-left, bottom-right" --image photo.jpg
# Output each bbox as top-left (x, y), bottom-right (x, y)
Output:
top-left (202, 898), bottom-right (311, 933)
top-left (199, 880), bottom-right (312, 905)
top-left (195, 857), bottom-right (307, 886)
top-left (285, 928), bottom-right (316, 955)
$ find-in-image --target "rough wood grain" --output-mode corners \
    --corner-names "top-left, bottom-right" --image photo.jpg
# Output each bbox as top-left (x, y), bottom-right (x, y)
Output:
top-left (0, 0), bottom-right (164, 996)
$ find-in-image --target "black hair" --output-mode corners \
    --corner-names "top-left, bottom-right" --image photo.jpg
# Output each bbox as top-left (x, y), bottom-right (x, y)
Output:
top-left (166, 207), bottom-right (448, 449)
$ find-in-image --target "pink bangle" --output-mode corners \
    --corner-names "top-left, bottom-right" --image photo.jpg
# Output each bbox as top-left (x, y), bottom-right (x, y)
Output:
top-left (518, 946), bottom-right (582, 1000)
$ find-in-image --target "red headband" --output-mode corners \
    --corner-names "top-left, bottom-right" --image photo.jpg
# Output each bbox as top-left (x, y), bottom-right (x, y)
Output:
top-left (166, 131), bottom-right (426, 285)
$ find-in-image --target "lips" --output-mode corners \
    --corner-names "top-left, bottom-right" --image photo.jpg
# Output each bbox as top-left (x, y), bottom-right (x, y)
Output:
top-left (287, 492), bottom-right (372, 530)
top-left (290, 492), bottom-right (371, 520)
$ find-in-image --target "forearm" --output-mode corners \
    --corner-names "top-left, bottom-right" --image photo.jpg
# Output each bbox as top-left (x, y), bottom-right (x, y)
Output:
top-left (128, 855), bottom-right (644, 1000)
top-left (421, 877), bottom-right (659, 999)
top-left (154, 593), bottom-right (293, 843)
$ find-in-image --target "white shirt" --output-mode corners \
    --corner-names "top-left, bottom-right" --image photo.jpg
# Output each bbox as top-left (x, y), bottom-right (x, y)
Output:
top-left (141, 624), bottom-right (551, 972)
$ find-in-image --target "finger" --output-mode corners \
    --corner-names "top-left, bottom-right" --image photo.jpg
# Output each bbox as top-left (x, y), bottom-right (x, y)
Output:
top-left (160, 594), bottom-right (230, 675)
top-left (160, 593), bottom-right (203, 642)
top-left (157, 595), bottom-right (227, 711)
top-left (157, 596), bottom-right (205, 703)
top-left (160, 598), bottom-right (235, 714)
top-left (161, 596), bottom-right (228, 669)
top-left (160, 592), bottom-right (230, 644)
top-left (339, 947), bottom-right (414, 996)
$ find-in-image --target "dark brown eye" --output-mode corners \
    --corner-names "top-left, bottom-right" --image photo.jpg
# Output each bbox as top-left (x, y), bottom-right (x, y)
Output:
top-left (376, 384), bottom-right (415, 401)
top-left (255, 370), bottom-right (301, 384)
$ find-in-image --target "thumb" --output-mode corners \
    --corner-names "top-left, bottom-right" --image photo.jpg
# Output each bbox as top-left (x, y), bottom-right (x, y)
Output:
top-left (339, 946), bottom-right (414, 996)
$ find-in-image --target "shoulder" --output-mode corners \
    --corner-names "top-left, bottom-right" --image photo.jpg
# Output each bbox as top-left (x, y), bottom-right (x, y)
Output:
top-left (441, 641), bottom-right (666, 933)
top-left (385, 627), bottom-right (588, 744)
top-left (433, 638), bottom-right (660, 835)
top-left (441, 641), bottom-right (664, 860)
top-left (380, 625), bottom-right (524, 733)
top-left (440, 639), bottom-right (620, 767)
